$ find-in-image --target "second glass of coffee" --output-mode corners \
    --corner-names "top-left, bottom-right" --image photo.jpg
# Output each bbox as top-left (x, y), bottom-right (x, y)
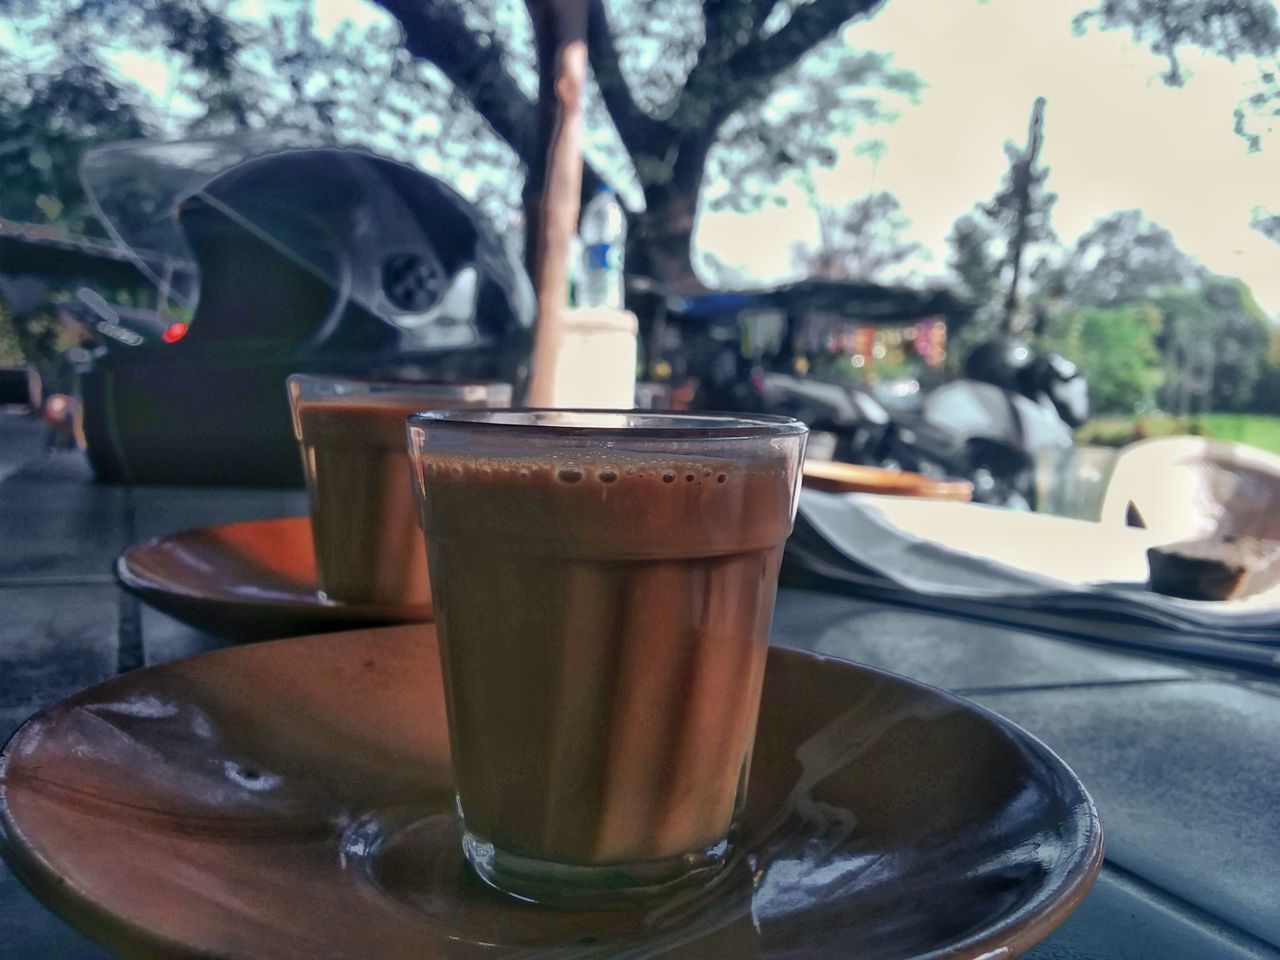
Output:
top-left (407, 410), bottom-right (807, 904)
top-left (287, 375), bottom-right (512, 608)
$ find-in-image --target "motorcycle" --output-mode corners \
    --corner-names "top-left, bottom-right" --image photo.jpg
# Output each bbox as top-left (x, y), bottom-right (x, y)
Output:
top-left (762, 337), bottom-right (1089, 509)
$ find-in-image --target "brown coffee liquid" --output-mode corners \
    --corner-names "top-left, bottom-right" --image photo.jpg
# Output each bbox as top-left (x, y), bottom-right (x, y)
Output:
top-left (297, 401), bottom-right (428, 607)
top-left (418, 452), bottom-right (795, 865)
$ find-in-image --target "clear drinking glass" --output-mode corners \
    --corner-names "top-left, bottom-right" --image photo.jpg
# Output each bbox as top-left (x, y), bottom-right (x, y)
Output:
top-left (406, 410), bottom-right (807, 904)
top-left (286, 375), bottom-right (512, 608)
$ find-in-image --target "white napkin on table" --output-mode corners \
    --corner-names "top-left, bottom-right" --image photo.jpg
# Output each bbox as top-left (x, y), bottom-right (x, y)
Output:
top-left (788, 491), bottom-right (1280, 655)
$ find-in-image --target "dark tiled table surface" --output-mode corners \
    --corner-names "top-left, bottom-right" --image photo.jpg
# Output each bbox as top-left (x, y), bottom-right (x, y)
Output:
top-left (1, 412), bottom-right (1277, 959)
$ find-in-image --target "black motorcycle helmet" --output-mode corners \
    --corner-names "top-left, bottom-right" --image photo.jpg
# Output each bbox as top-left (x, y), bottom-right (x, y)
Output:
top-left (963, 335), bottom-right (1035, 392)
top-left (1035, 351), bottom-right (1089, 428)
top-left (76, 137), bottom-right (535, 484)
top-left (965, 336), bottom-right (1088, 428)
top-left (174, 147), bottom-right (534, 369)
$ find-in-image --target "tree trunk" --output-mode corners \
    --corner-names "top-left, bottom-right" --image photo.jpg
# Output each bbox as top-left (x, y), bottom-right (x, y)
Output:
top-left (631, 195), bottom-right (703, 297)
top-left (628, 122), bottom-right (729, 297)
top-left (372, 0), bottom-right (888, 299)
top-left (1002, 96), bottom-right (1046, 335)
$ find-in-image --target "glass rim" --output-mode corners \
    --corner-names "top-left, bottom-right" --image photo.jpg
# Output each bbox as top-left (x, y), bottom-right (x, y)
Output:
top-left (407, 408), bottom-right (808, 440)
top-left (288, 371), bottom-right (512, 409)
top-left (288, 373), bottom-right (512, 391)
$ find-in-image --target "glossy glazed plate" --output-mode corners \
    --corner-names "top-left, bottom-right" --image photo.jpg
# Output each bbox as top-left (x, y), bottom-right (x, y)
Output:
top-left (115, 517), bottom-right (430, 640)
top-left (0, 624), bottom-right (1102, 960)
top-left (802, 460), bottom-right (973, 501)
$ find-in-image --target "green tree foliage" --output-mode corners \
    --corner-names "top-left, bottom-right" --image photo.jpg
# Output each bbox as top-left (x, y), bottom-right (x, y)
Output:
top-left (1253, 206), bottom-right (1280, 244)
top-left (1155, 277), bottom-right (1273, 412)
top-left (1062, 209), bottom-right (1206, 307)
top-left (6, 0), bottom-right (1279, 302)
top-left (0, 0), bottom-right (507, 230)
top-left (792, 191), bottom-right (924, 282)
top-left (1251, 325), bottom-right (1280, 410)
top-left (984, 120), bottom-right (1058, 254)
top-left (0, 62), bottom-right (148, 236)
top-left (0, 304), bottom-right (25, 366)
top-left (943, 213), bottom-right (1003, 370)
top-left (987, 98), bottom-right (1056, 333)
top-left (370, 0), bottom-right (1280, 286)
top-left (943, 103), bottom-right (1058, 368)
top-left (1043, 303), bottom-right (1165, 414)
top-left (947, 214), bottom-right (1002, 315)
top-left (370, 0), bottom-right (917, 290)
top-left (703, 47), bottom-right (921, 215)
top-left (951, 186), bottom-right (1276, 415)
top-left (1074, 2), bottom-right (1279, 258)
top-left (1041, 219), bottom-right (1271, 414)
top-left (1073, 0), bottom-right (1280, 150)
top-left (970, 102), bottom-right (1058, 312)
top-left (2, 0), bottom-right (919, 292)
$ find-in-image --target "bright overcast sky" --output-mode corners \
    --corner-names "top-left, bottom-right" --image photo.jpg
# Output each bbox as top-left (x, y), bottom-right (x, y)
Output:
top-left (698, 0), bottom-right (1280, 317)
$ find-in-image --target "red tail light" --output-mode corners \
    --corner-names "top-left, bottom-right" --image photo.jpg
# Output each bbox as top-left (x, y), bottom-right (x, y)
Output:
top-left (162, 322), bottom-right (189, 344)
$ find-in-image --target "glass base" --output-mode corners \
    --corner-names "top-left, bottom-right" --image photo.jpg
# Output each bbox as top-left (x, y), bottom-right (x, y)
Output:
top-left (462, 830), bottom-right (733, 908)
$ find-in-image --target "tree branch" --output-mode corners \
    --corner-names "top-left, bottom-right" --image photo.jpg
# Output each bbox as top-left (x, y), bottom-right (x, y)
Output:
top-left (1002, 97), bottom-right (1046, 333)
top-left (371, 0), bottom-right (607, 197)
top-left (369, 0), bottom-right (536, 163)
top-left (752, 0), bottom-right (780, 29)
top-left (673, 0), bottom-right (885, 133)
top-left (726, 0), bottom-right (887, 99)
top-left (701, 0), bottom-right (759, 63)
top-left (585, 0), bottom-right (664, 157)
top-left (1252, 207), bottom-right (1280, 244)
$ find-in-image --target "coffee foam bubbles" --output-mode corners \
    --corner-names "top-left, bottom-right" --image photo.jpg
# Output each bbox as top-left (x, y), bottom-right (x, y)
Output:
top-left (421, 452), bottom-right (760, 489)
top-left (416, 450), bottom-right (794, 560)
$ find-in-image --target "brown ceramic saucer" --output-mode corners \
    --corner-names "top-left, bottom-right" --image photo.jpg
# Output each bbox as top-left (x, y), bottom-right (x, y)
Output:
top-left (0, 624), bottom-right (1102, 960)
top-left (115, 516), bottom-right (430, 640)
top-left (802, 460), bottom-right (974, 501)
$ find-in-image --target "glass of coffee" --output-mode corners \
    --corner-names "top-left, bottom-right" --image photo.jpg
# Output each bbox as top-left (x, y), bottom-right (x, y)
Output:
top-left (406, 410), bottom-right (807, 903)
top-left (287, 375), bottom-right (512, 608)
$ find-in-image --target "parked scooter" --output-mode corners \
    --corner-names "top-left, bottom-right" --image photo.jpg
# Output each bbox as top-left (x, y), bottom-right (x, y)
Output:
top-left (761, 337), bottom-right (1088, 509)
top-left (759, 372), bottom-right (895, 464)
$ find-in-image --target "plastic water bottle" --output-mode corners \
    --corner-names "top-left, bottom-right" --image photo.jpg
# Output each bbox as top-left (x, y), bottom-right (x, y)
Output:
top-left (578, 186), bottom-right (626, 309)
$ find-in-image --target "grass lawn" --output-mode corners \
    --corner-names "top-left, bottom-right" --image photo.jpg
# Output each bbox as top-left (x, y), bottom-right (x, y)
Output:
top-left (1077, 413), bottom-right (1280, 456)
top-left (1196, 414), bottom-right (1280, 454)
